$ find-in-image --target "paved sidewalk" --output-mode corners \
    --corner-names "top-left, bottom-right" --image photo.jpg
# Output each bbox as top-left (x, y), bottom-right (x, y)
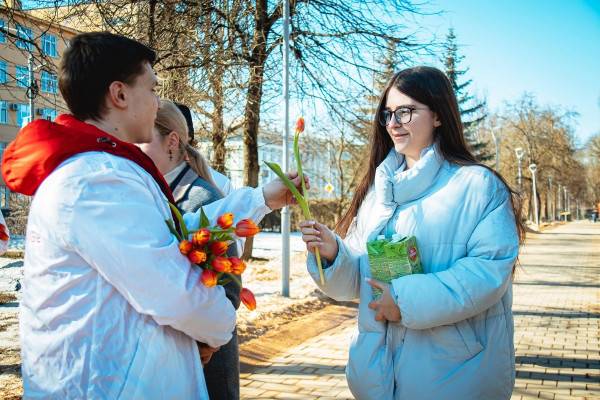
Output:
top-left (240, 221), bottom-right (600, 399)
top-left (241, 317), bottom-right (356, 399)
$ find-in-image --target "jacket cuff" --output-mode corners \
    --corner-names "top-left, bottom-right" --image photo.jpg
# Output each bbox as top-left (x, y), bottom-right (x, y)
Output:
top-left (253, 186), bottom-right (272, 213)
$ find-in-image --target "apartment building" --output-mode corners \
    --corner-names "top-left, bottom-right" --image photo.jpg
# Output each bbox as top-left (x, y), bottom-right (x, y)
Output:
top-left (0, 1), bottom-right (78, 210)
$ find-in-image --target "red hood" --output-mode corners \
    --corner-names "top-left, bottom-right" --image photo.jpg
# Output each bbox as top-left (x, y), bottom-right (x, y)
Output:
top-left (1, 114), bottom-right (175, 205)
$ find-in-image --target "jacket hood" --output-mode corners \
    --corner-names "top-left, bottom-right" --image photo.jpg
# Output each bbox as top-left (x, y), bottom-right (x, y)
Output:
top-left (1, 114), bottom-right (174, 204)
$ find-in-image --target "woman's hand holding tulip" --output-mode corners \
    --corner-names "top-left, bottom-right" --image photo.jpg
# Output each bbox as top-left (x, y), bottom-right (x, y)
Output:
top-left (299, 220), bottom-right (338, 263)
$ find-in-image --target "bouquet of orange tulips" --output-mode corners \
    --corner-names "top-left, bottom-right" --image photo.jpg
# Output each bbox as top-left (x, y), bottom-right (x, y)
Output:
top-left (166, 205), bottom-right (260, 310)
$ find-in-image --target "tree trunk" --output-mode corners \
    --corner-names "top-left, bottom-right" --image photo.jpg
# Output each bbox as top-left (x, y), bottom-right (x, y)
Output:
top-left (243, 0), bottom-right (268, 188)
top-left (210, 21), bottom-right (227, 173)
top-left (243, 68), bottom-right (264, 188)
top-left (147, 0), bottom-right (156, 47)
top-left (211, 105), bottom-right (227, 172)
top-left (241, 0), bottom-right (269, 259)
top-left (241, 66), bottom-right (265, 259)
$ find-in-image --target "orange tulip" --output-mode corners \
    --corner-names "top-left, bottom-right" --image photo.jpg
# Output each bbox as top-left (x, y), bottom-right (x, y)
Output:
top-left (229, 257), bottom-right (246, 275)
top-left (217, 213), bottom-right (234, 229)
top-left (200, 269), bottom-right (218, 287)
top-left (179, 240), bottom-right (193, 255)
top-left (235, 219), bottom-right (260, 238)
top-left (295, 116), bottom-right (305, 134)
top-left (209, 241), bottom-right (229, 256)
top-left (240, 288), bottom-right (256, 311)
top-left (192, 228), bottom-right (211, 247)
top-left (211, 256), bottom-right (232, 273)
top-left (188, 249), bottom-right (207, 264)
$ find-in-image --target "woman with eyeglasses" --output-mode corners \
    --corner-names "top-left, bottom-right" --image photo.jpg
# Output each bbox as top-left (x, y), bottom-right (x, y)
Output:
top-left (300, 66), bottom-right (523, 400)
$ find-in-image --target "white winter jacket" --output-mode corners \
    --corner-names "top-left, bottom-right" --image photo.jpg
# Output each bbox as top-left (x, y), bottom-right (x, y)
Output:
top-left (20, 152), bottom-right (270, 399)
top-left (307, 146), bottom-right (519, 400)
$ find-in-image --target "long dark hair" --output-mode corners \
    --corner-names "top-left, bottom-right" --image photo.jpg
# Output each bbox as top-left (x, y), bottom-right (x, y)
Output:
top-left (336, 66), bottom-right (524, 246)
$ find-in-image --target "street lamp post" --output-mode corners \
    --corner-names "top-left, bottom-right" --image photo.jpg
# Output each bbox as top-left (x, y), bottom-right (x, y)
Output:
top-left (547, 176), bottom-right (553, 222)
top-left (280, 0), bottom-right (291, 297)
top-left (563, 186), bottom-right (568, 221)
top-left (557, 183), bottom-right (561, 220)
top-left (515, 147), bottom-right (525, 191)
top-left (529, 164), bottom-right (539, 228)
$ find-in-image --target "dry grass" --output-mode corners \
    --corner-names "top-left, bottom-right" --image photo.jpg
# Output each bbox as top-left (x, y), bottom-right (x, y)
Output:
top-left (0, 292), bottom-right (17, 305)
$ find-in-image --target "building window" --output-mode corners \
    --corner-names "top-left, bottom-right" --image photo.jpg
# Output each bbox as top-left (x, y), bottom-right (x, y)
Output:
top-left (39, 108), bottom-right (57, 121)
top-left (16, 104), bottom-right (30, 127)
top-left (41, 71), bottom-right (57, 94)
top-left (16, 24), bottom-right (33, 51)
top-left (0, 101), bottom-right (7, 124)
top-left (0, 20), bottom-right (6, 43)
top-left (16, 66), bottom-right (28, 87)
top-left (0, 61), bottom-right (6, 84)
top-left (41, 34), bottom-right (58, 57)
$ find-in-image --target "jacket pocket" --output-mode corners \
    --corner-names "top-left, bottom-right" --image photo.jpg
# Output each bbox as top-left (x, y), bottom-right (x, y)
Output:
top-left (346, 331), bottom-right (395, 400)
top-left (454, 319), bottom-right (483, 359)
top-left (427, 319), bottom-right (483, 362)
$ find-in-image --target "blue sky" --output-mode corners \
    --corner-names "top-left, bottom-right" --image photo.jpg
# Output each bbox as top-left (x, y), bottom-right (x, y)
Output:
top-left (423, 0), bottom-right (600, 145)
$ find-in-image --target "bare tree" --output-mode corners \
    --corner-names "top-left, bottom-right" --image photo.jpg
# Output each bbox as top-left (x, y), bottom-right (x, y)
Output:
top-left (583, 133), bottom-right (600, 207)
top-left (495, 94), bottom-right (585, 221)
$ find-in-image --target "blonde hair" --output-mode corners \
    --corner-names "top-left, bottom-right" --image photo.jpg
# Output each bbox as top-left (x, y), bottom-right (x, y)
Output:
top-left (154, 99), bottom-right (221, 195)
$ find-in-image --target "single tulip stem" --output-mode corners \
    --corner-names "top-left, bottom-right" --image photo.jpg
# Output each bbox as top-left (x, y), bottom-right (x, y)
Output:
top-left (293, 131), bottom-right (323, 284)
top-left (225, 273), bottom-right (242, 288)
top-left (263, 160), bottom-right (325, 286)
top-left (293, 131), bottom-right (308, 200)
top-left (314, 248), bottom-right (325, 285)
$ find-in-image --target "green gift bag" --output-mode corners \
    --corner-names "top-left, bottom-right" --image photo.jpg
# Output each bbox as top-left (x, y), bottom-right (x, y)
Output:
top-left (367, 234), bottom-right (423, 299)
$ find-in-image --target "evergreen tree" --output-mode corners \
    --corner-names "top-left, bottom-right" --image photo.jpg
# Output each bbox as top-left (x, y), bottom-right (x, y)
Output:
top-left (443, 29), bottom-right (492, 161)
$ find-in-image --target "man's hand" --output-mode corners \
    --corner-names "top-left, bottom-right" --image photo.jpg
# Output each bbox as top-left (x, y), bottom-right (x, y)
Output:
top-left (198, 343), bottom-right (220, 365)
top-left (367, 278), bottom-right (401, 322)
top-left (262, 170), bottom-right (310, 210)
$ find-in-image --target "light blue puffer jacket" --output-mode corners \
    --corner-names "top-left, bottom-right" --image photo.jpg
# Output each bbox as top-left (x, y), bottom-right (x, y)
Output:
top-left (307, 146), bottom-right (519, 400)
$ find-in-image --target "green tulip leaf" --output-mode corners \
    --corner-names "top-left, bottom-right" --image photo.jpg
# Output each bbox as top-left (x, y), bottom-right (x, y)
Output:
top-left (165, 219), bottom-right (182, 242)
top-left (263, 161), bottom-right (311, 218)
top-left (199, 206), bottom-right (210, 229)
top-left (169, 203), bottom-right (188, 239)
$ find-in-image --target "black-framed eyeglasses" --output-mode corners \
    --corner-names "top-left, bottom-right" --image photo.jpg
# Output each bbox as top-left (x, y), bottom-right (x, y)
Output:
top-left (378, 106), bottom-right (429, 126)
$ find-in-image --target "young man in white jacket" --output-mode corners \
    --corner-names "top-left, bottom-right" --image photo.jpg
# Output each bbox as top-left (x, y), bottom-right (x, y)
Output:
top-left (1, 32), bottom-right (301, 399)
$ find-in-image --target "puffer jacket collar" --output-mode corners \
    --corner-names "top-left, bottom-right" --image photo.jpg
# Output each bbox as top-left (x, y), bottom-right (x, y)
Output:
top-left (365, 144), bottom-right (444, 241)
